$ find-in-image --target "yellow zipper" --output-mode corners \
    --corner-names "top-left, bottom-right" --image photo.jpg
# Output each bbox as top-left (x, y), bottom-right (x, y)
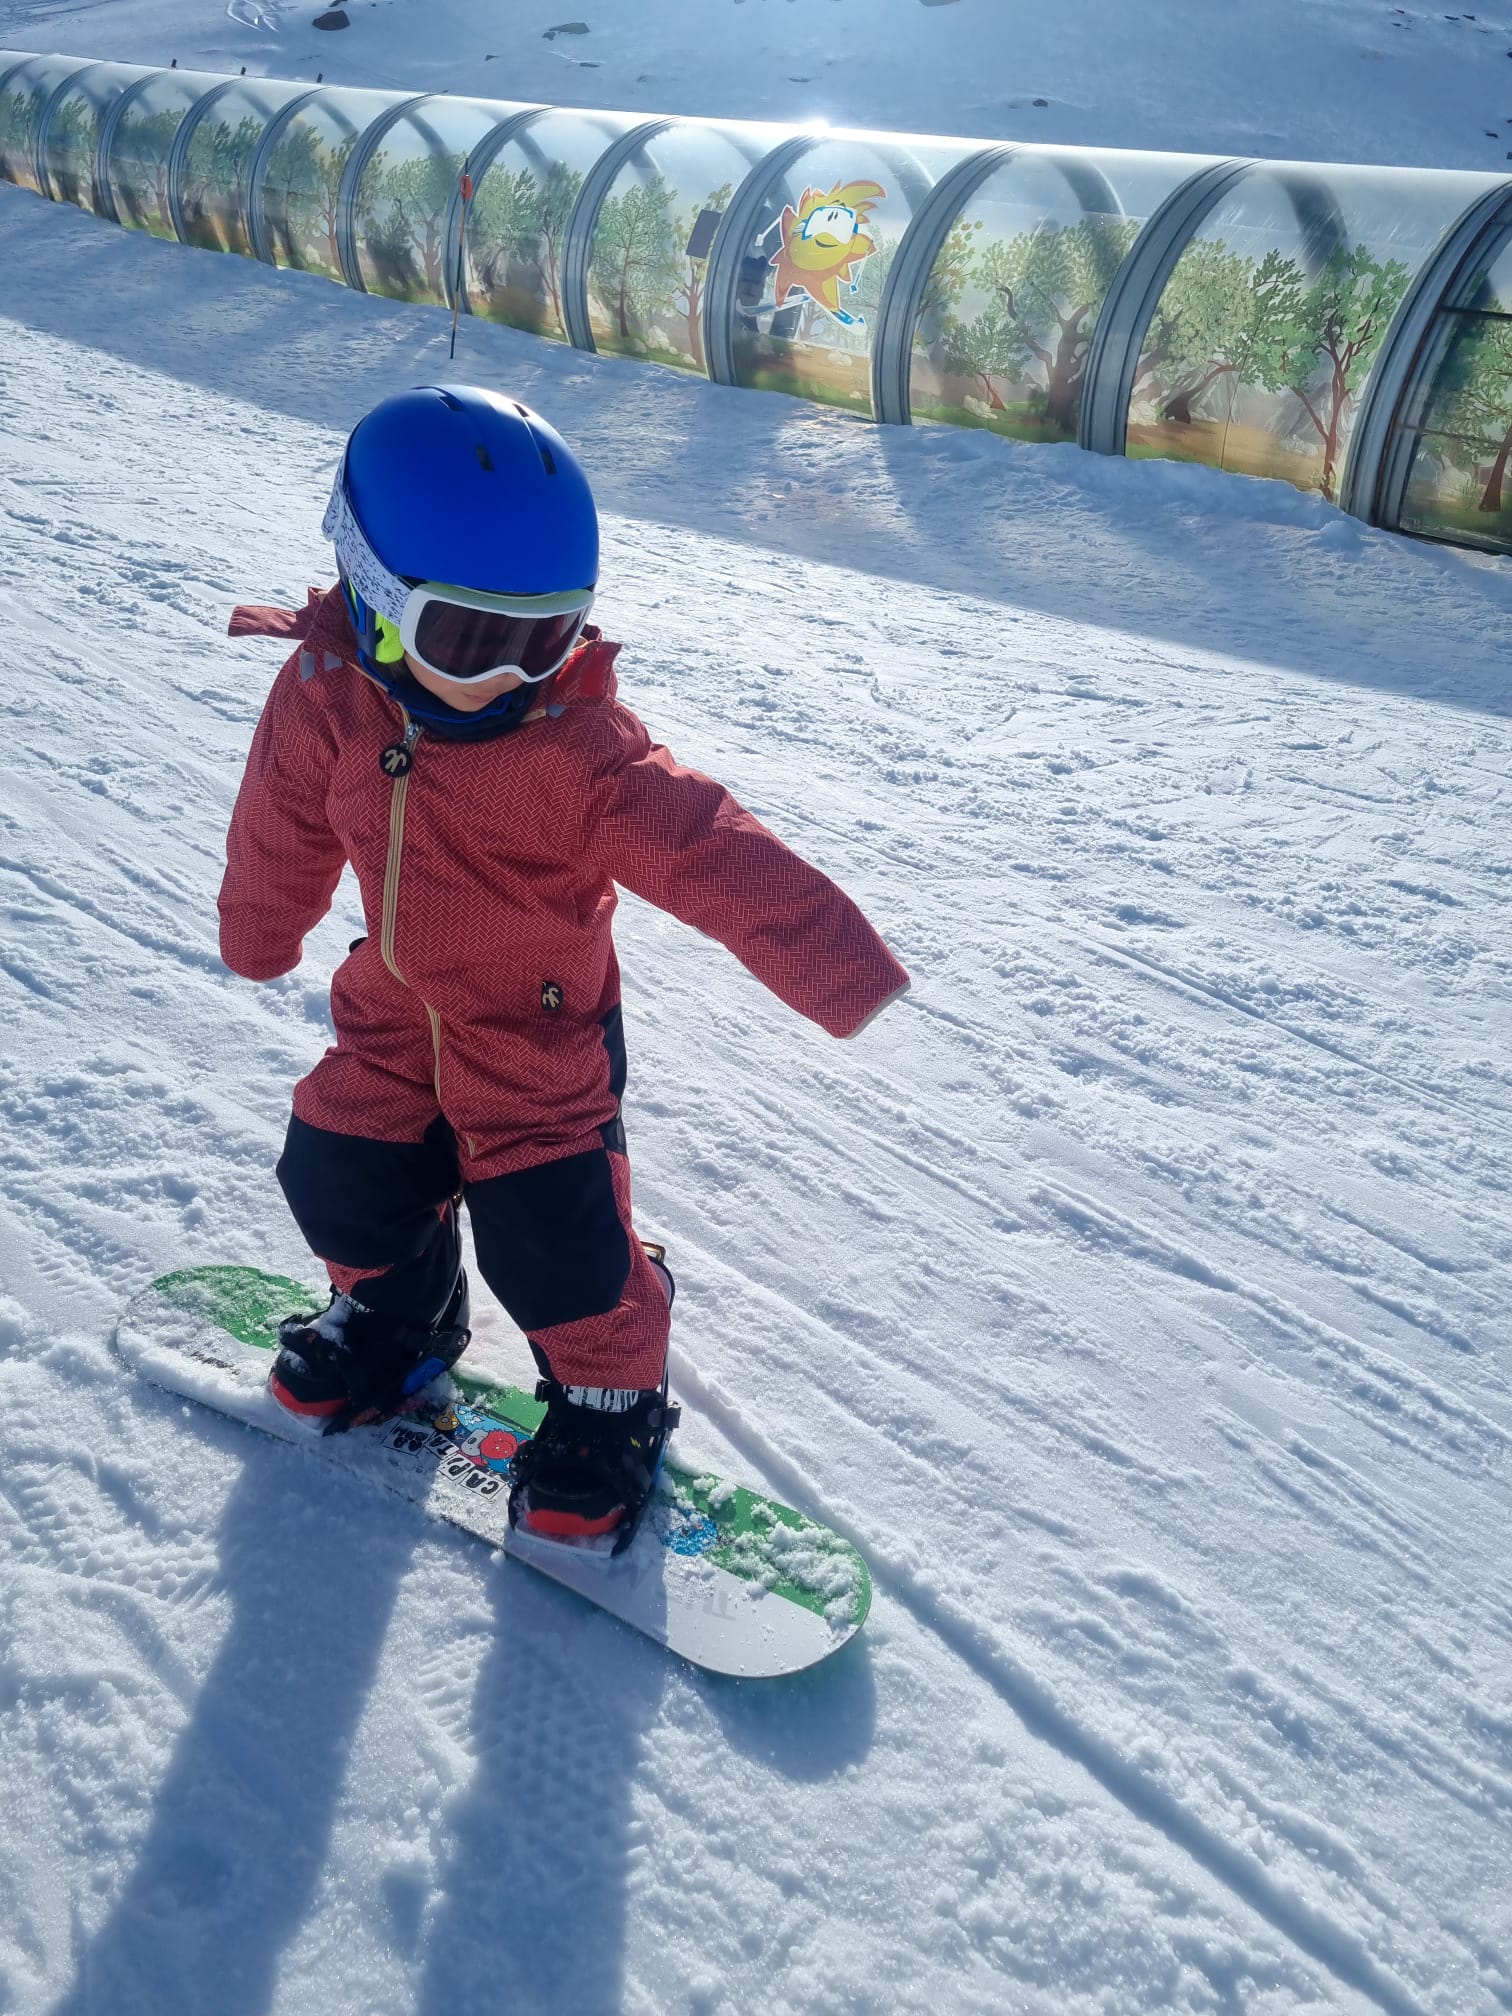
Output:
top-left (379, 714), bottom-right (447, 1106)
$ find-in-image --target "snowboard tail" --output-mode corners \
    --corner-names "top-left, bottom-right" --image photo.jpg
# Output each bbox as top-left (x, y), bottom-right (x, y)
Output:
top-left (115, 1265), bottom-right (870, 1678)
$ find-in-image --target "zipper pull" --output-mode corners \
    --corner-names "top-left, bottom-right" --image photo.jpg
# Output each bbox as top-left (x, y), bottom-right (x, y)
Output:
top-left (380, 716), bottom-right (422, 779)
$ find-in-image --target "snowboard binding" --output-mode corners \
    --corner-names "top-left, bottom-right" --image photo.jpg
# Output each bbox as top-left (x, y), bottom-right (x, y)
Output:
top-left (507, 1372), bottom-right (681, 1556)
top-left (270, 1272), bottom-right (471, 1437)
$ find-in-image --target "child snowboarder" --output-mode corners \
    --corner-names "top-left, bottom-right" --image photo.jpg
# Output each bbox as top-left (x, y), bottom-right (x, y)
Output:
top-left (219, 385), bottom-right (909, 1549)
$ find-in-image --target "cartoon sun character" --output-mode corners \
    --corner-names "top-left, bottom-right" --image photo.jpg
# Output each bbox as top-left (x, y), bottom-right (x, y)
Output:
top-left (768, 179), bottom-right (886, 327)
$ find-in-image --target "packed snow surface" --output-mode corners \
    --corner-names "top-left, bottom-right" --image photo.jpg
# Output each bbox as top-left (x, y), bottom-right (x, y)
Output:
top-left (10, 0), bottom-right (1512, 169)
top-left (1, 43), bottom-right (1512, 2016)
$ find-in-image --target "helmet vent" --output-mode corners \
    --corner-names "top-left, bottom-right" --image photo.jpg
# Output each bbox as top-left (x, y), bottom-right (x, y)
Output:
top-left (511, 401), bottom-right (557, 475)
top-left (435, 389), bottom-right (464, 411)
top-left (474, 442), bottom-right (494, 472)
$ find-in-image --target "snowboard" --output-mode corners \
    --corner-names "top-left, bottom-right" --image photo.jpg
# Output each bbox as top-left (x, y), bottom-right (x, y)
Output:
top-left (114, 1265), bottom-right (870, 1678)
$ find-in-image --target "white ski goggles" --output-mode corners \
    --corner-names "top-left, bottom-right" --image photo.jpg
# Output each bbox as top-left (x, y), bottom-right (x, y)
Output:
top-left (390, 581), bottom-right (595, 685)
top-left (324, 471), bottom-right (595, 684)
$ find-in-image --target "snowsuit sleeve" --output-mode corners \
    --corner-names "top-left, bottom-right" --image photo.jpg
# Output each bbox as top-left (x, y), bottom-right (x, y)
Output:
top-left (218, 659), bottom-right (346, 982)
top-left (585, 710), bottom-right (909, 1039)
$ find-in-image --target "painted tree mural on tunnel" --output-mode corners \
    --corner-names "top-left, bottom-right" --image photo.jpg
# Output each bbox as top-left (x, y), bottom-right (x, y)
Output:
top-left (1435, 315), bottom-right (1512, 512)
top-left (180, 111), bottom-right (268, 255)
top-left (534, 160), bottom-right (582, 333)
top-left (9, 60), bottom-right (1512, 561)
top-left (358, 143), bottom-right (465, 303)
top-left (1401, 307), bottom-right (1512, 543)
top-left (110, 106), bottom-right (190, 239)
top-left (0, 74), bottom-right (59, 193)
top-left (1129, 235), bottom-right (1412, 500)
top-left (466, 157), bottom-right (584, 337)
top-left (0, 78), bottom-right (32, 152)
top-left (262, 122), bottom-right (360, 278)
top-left (587, 175), bottom-right (734, 370)
top-left (672, 186), bottom-right (731, 371)
top-left (42, 92), bottom-right (104, 210)
top-left (590, 172), bottom-right (680, 345)
top-left (1130, 243), bottom-right (1299, 427)
top-left (914, 215), bottom-right (1140, 442)
top-left (464, 161), bottom-right (535, 304)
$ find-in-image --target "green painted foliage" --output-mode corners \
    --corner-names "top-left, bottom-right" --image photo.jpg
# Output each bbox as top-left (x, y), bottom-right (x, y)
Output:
top-left (111, 106), bottom-right (186, 236)
top-left (590, 171), bottom-right (683, 340)
top-left (917, 213), bottom-right (981, 336)
top-left (467, 161), bottom-right (539, 289)
top-left (264, 124), bottom-right (359, 273)
top-left (0, 82), bottom-right (46, 165)
top-left (467, 158), bottom-right (583, 330)
top-left (1283, 243), bottom-right (1411, 493)
top-left (940, 215), bottom-right (1139, 437)
top-left (44, 94), bottom-right (100, 207)
top-left (1418, 310), bottom-right (1512, 511)
top-left (588, 178), bottom-right (733, 366)
top-left (1139, 242), bottom-right (1304, 422)
top-left (1138, 234), bottom-right (1410, 497)
top-left (181, 113), bottom-right (265, 247)
top-left (362, 145), bottom-right (465, 300)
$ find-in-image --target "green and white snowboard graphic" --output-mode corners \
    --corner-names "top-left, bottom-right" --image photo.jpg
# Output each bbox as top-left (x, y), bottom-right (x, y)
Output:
top-left (115, 1266), bottom-right (870, 1678)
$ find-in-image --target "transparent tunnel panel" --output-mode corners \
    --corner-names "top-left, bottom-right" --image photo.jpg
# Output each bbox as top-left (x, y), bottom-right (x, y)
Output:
top-left (353, 96), bottom-right (526, 305)
top-left (0, 56), bottom-right (87, 196)
top-left (1128, 163), bottom-right (1494, 503)
top-left (464, 108), bottom-right (637, 340)
top-left (179, 77), bottom-right (310, 256)
top-left (585, 118), bottom-right (782, 372)
top-left (104, 69), bottom-right (222, 239)
top-left (1395, 230), bottom-right (1512, 553)
top-left (730, 134), bottom-right (973, 417)
top-left (40, 62), bottom-right (150, 213)
top-left (909, 146), bottom-right (1196, 445)
top-left (259, 86), bottom-right (407, 280)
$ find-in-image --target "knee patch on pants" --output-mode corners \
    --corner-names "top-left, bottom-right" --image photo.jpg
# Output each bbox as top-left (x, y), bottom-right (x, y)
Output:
top-left (466, 1147), bottom-right (632, 1333)
top-left (277, 1113), bottom-right (460, 1270)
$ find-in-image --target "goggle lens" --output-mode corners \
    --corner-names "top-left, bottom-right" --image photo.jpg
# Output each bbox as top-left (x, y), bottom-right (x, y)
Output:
top-left (411, 599), bottom-right (587, 681)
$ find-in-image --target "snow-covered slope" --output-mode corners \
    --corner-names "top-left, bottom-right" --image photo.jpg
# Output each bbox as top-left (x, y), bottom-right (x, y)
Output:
top-left (8, 0), bottom-right (1512, 170)
top-left (1, 178), bottom-right (1510, 2016)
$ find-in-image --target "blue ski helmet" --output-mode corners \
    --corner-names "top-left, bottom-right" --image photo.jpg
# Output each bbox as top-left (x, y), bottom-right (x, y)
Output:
top-left (322, 385), bottom-right (599, 729)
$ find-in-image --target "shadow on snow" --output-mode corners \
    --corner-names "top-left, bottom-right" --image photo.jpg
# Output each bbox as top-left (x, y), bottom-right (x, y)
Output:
top-left (51, 1377), bottom-right (876, 2015)
top-left (3, 186), bottom-right (1510, 722)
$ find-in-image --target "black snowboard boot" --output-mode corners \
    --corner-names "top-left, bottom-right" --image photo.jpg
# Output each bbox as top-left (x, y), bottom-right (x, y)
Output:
top-left (508, 1373), bottom-right (680, 1553)
top-left (271, 1212), bottom-right (471, 1434)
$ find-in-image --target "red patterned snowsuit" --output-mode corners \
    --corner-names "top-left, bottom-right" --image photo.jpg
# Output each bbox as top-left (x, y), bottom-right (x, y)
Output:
top-left (219, 586), bottom-right (909, 1389)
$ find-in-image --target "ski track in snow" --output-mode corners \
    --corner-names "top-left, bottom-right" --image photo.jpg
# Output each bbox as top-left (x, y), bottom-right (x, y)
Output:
top-left (0, 187), bottom-right (1510, 2015)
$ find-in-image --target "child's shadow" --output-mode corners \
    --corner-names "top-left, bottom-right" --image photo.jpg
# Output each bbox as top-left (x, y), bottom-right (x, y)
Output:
top-left (47, 1411), bottom-right (662, 2016)
top-left (414, 1562), bottom-right (668, 2016)
top-left (50, 1414), bottom-right (423, 2016)
top-left (50, 1404), bottom-right (872, 2016)
top-left (413, 1562), bottom-right (877, 2016)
